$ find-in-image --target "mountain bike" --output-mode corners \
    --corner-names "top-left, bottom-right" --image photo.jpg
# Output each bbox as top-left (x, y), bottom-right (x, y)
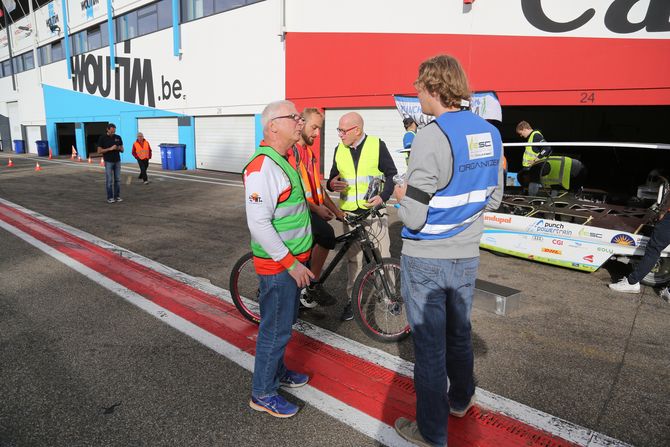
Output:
top-left (229, 206), bottom-right (410, 342)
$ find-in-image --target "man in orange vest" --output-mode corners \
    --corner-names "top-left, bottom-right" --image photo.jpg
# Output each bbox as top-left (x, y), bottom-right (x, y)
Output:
top-left (132, 132), bottom-right (152, 184)
top-left (288, 108), bottom-right (345, 306)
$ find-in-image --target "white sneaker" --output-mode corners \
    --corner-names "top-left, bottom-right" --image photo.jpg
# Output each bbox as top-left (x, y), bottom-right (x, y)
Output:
top-left (660, 287), bottom-right (670, 303)
top-left (609, 278), bottom-right (641, 293)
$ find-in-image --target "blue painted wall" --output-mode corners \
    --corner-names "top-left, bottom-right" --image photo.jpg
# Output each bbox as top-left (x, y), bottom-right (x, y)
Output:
top-left (43, 85), bottom-right (196, 169)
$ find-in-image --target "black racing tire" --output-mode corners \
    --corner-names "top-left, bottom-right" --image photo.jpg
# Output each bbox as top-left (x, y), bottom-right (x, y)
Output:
top-left (229, 252), bottom-right (261, 324)
top-left (352, 257), bottom-right (410, 343)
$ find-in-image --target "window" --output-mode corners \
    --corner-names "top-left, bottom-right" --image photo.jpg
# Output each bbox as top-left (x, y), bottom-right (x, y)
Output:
top-left (117, 10), bottom-right (138, 41)
top-left (214, 0), bottom-right (245, 13)
top-left (23, 51), bottom-right (34, 71)
top-left (137, 4), bottom-right (158, 35)
top-left (71, 31), bottom-right (88, 56)
top-left (115, 0), bottom-right (172, 42)
top-left (38, 45), bottom-right (50, 66)
top-left (157, 0), bottom-right (172, 29)
top-left (181, 0), bottom-right (263, 23)
top-left (1, 59), bottom-right (11, 78)
top-left (51, 41), bottom-right (64, 62)
top-left (182, 0), bottom-right (213, 22)
top-left (87, 26), bottom-right (102, 51)
top-left (12, 55), bottom-right (23, 73)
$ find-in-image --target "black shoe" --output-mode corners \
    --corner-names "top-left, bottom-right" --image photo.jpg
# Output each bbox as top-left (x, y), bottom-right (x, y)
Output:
top-left (340, 302), bottom-right (354, 321)
top-left (305, 283), bottom-right (337, 307)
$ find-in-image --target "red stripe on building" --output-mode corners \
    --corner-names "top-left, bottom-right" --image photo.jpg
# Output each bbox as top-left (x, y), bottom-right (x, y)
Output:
top-left (0, 202), bottom-right (579, 447)
top-left (286, 32), bottom-right (670, 107)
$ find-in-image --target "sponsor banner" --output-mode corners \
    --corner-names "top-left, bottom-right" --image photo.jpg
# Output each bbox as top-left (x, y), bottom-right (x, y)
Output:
top-left (10, 16), bottom-right (34, 53)
top-left (394, 91), bottom-right (502, 128)
top-left (68, 0), bottom-right (107, 29)
top-left (35, 1), bottom-right (63, 43)
top-left (470, 91), bottom-right (502, 122)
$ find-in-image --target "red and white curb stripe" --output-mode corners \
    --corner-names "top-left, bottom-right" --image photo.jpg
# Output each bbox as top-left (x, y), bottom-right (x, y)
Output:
top-left (0, 197), bottom-right (629, 447)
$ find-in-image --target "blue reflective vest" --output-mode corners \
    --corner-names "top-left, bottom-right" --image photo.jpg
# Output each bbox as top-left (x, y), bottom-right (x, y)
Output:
top-left (401, 111), bottom-right (501, 240)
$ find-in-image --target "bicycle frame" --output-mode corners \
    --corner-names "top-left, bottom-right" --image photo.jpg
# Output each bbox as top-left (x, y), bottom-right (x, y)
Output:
top-left (314, 209), bottom-right (387, 292)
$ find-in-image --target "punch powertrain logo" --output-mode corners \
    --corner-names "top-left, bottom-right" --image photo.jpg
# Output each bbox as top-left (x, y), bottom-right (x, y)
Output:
top-left (248, 193), bottom-right (262, 204)
top-left (484, 215), bottom-right (511, 224)
top-left (611, 234), bottom-right (635, 246)
top-left (528, 219), bottom-right (573, 237)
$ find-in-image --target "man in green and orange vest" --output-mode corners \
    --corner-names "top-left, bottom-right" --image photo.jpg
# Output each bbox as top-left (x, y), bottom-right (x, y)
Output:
top-left (243, 100), bottom-right (314, 418)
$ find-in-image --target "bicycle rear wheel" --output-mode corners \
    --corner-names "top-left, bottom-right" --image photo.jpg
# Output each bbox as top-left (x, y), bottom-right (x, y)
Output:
top-left (229, 252), bottom-right (261, 324)
top-left (352, 257), bottom-right (410, 343)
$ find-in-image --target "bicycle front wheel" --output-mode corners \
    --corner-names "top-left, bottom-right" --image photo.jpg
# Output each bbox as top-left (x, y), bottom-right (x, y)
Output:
top-left (229, 252), bottom-right (261, 324)
top-left (352, 257), bottom-right (410, 343)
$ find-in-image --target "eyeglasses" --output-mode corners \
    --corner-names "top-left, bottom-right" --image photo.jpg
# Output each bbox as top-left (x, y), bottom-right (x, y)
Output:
top-left (337, 126), bottom-right (358, 136)
top-left (272, 114), bottom-right (305, 123)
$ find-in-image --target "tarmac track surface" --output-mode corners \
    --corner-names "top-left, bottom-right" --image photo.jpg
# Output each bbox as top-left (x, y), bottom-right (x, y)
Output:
top-left (0, 154), bottom-right (668, 446)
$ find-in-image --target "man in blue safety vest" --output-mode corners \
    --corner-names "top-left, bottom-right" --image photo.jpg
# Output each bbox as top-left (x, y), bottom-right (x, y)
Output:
top-left (394, 55), bottom-right (504, 447)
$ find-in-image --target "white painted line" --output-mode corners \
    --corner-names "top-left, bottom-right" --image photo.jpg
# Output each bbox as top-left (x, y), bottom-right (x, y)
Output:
top-left (0, 213), bottom-right (414, 447)
top-left (0, 198), bottom-right (631, 447)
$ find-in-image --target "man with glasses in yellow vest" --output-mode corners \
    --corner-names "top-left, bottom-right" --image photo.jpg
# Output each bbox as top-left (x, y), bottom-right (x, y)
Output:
top-left (327, 112), bottom-right (398, 321)
top-left (243, 100), bottom-right (314, 418)
top-left (287, 108), bottom-right (345, 307)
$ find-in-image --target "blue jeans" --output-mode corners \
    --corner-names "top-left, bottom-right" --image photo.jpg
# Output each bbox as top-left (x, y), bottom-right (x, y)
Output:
top-left (104, 161), bottom-right (121, 200)
top-left (401, 255), bottom-right (479, 447)
top-left (629, 212), bottom-right (670, 284)
top-left (251, 269), bottom-right (300, 398)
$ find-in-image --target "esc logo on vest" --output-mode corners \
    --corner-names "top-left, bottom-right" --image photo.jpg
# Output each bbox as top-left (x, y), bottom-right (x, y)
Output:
top-left (459, 132), bottom-right (498, 172)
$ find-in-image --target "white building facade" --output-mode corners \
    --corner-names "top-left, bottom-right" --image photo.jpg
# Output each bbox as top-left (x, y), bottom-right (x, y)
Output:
top-left (1, 0), bottom-right (668, 174)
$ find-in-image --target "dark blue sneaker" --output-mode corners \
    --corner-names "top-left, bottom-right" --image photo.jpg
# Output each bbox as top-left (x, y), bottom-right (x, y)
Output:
top-left (249, 394), bottom-right (299, 418)
top-left (280, 370), bottom-right (309, 388)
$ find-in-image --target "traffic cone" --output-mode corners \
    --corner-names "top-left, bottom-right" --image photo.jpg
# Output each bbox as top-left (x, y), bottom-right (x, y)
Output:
top-left (35, 162), bottom-right (42, 171)
top-left (88, 156), bottom-right (92, 164)
top-left (99, 158), bottom-right (104, 167)
top-left (48, 148), bottom-right (53, 159)
top-left (7, 158), bottom-right (14, 167)
top-left (71, 145), bottom-right (77, 159)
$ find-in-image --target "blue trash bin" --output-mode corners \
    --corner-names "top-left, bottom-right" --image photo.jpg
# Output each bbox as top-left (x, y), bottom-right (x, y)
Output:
top-left (13, 140), bottom-right (25, 154)
top-left (159, 144), bottom-right (186, 170)
top-left (36, 140), bottom-right (49, 157)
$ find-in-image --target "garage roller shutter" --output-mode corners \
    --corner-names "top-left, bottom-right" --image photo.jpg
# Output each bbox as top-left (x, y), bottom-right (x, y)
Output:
top-left (25, 126), bottom-right (42, 154)
top-left (323, 108), bottom-right (407, 179)
top-left (195, 116), bottom-right (255, 173)
top-left (137, 118), bottom-right (179, 165)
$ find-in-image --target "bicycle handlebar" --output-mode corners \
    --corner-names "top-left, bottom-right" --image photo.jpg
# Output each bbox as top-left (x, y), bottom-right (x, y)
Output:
top-left (343, 205), bottom-right (386, 226)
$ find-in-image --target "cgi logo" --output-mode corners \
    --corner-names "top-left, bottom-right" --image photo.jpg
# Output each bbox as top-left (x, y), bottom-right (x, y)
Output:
top-left (611, 234), bottom-right (636, 246)
top-left (551, 239), bottom-right (563, 246)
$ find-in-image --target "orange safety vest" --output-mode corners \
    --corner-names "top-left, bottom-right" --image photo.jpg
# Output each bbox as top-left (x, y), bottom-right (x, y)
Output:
top-left (288, 144), bottom-right (324, 206)
top-left (133, 140), bottom-right (151, 160)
